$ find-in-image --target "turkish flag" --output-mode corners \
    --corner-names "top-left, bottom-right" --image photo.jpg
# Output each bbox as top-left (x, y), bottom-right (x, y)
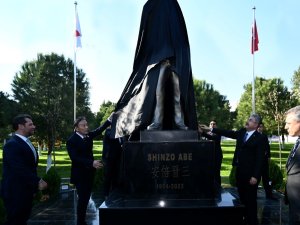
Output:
top-left (251, 20), bottom-right (259, 54)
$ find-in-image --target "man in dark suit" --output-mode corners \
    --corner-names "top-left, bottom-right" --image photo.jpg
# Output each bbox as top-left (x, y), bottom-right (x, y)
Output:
top-left (200, 113), bottom-right (265, 225)
top-left (66, 115), bottom-right (112, 225)
top-left (0, 114), bottom-right (47, 225)
top-left (284, 106), bottom-right (300, 225)
top-left (257, 122), bottom-right (274, 199)
top-left (201, 120), bottom-right (223, 186)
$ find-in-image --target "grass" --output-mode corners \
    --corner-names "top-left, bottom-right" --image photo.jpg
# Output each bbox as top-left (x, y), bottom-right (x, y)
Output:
top-left (36, 140), bottom-right (104, 178)
top-left (0, 140), bottom-right (292, 186)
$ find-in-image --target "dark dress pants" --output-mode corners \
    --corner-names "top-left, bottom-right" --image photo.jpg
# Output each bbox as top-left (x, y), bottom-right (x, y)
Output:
top-left (236, 173), bottom-right (259, 225)
top-left (287, 175), bottom-right (300, 225)
top-left (261, 158), bottom-right (272, 197)
top-left (3, 190), bottom-right (33, 225)
top-left (75, 177), bottom-right (94, 225)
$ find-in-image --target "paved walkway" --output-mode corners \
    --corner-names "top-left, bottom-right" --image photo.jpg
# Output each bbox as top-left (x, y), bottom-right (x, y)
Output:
top-left (27, 187), bottom-right (289, 225)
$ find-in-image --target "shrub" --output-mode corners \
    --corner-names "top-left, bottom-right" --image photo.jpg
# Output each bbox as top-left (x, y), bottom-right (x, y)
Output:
top-left (229, 160), bottom-right (284, 191)
top-left (268, 159), bottom-right (284, 190)
top-left (42, 167), bottom-right (61, 198)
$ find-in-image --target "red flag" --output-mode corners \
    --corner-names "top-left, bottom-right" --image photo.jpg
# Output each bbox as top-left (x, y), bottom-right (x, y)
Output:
top-left (75, 9), bottom-right (82, 48)
top-left (251, 20), bottom-right (259, 54)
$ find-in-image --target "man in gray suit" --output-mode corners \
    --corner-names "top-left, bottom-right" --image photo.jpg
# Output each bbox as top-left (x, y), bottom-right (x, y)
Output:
top-left (285, 106), bottom-right (300, 225)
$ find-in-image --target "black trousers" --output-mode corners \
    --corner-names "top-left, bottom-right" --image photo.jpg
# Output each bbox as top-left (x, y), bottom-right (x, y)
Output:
top-left (3, 191), bottom-right (33, 225)
top-left (236, 174), bottom-right (259, 225)
top-left (75, 178), bottom-right (93, 225)
top-left (261, 158), bottom-right (272, 197)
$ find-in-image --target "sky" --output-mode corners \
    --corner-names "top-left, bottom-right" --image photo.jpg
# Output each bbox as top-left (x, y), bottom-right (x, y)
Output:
top-left (1, 0), bottom-right (300, 113)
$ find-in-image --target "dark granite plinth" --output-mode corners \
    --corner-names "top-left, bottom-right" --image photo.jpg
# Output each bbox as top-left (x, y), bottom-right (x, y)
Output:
top-left (122, 140), bottom-right (215, 199)
top-left (99, 189), bottom-right (245, 225)
top-left (99, 131), bottom-right (245, 225)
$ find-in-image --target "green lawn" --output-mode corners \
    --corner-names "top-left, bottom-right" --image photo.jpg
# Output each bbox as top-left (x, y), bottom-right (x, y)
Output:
top-left (35, 140), bottom-right (104, 178)
top-left (0, 140), bottom-right (291, 186)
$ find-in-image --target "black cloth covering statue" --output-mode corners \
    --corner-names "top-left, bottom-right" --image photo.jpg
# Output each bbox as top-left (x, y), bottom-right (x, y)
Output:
top-left (111, 0), bottom-right (197, 139)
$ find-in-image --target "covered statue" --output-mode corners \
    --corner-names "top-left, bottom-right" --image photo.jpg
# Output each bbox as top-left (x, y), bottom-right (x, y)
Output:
top-left (111, 0), bottom-right (197, 139)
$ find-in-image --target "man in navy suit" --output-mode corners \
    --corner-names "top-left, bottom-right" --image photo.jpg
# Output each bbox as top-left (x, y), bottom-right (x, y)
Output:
top-left (67, 115), bottom-right (112, 225)
top-left (0, 114), bottom-right (47, 225)
top-left (200, 113), bottom-right (265, 225)
top-left (285, 106), bottom-right (300, 225)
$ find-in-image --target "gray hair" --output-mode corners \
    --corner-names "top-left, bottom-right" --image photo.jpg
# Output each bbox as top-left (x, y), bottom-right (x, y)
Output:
top-left (250, 113), bottom-right (262, 125)
top-left (285, 106), bottom-right (300, 122)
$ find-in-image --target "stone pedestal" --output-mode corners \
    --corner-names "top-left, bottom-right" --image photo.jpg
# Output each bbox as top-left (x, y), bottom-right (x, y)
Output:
top-left (99, 130), bottom-right (244, 225)
top-left (122, 137), bottom-right (215, 199)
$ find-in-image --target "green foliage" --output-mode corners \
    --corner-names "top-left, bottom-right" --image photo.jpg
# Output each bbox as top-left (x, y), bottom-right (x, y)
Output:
top-left (0, 197), bottom-right (6, 225)
top-left (228, 158), bottom-right (284, 190)
top-left (96, 101), bottom-right (115, 124)
top-left (0, 92), bottom-right (20, 141)
top-left (11, 53), bottom-right (94, 152)
top-left (235, 77), bottom-right (294, 136)
top-left (193, 79), bottom-right (233, 129)
top-left (229, 166), bottom-right (236, 187)
top-left (95, 101), bottom-right (115, 139)
top-left (268, 159), bottom-right (284, 190)
top-left (42, 167), bottom-right (61, 198)
top-left (291, 66), bottom-right (300, 104)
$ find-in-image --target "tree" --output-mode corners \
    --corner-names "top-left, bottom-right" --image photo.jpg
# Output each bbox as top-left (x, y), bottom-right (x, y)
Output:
top-left (291, 66), bottom-right (300, 104)
top-left (0, 92), bottom-right (20, 141)
top-left (94, 101), bottom-right (115, 139)
top-left (96, 101), bottom-right (115, 124)
top-left (193, 79), bottom-right (232, 129)
top-left (236, 77), bottom-right (293, 136)
top-left (11, 53), bottom-right (93, 157)
top-left (237, 77), bottom-right (296, 170)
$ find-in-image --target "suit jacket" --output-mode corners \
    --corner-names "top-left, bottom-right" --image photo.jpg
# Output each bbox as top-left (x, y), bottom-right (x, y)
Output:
top-left (66, 120), bottom-right (110, 185)
top-left (0, 135), bottom-right (40, 199)
top-left (286, 139), bottom-right (300, 176)
top-left (286, 138), bottom-right (300, 221)
top-left (213, 127), bottom-right (265, 180)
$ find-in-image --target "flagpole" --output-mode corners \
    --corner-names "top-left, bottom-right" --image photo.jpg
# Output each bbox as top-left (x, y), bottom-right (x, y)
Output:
top-left (74, 1), bottom-right (78, 121)
top-left (252, 6), bottom-right (256, 114)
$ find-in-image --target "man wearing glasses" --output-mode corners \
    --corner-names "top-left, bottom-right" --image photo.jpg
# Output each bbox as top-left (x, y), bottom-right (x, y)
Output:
top-left (199, 114), bottom-right (265, 225)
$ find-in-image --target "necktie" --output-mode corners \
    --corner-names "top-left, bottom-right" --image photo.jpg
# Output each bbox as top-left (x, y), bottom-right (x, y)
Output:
top-left (243, 132), bottom-right (248, 143)
top-left (286, 138), bottom-right (300, 167)
top-left (26, 138), bottom-right (37, 162)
